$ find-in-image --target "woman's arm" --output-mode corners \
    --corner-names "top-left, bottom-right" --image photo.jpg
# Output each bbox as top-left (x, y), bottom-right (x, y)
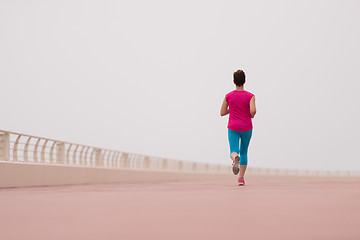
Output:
top-left (220, 98), bottom-right (229, 116)
top-left (250, 96), bottom-right (256, 118)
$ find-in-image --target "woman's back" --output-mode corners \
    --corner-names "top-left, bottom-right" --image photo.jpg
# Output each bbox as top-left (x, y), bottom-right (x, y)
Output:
top-left (225, 90), bottom-right (254, 131)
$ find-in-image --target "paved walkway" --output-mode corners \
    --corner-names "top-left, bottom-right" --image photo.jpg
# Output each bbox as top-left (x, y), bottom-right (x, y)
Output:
top-left (1, 174), bottom-right (360, 240)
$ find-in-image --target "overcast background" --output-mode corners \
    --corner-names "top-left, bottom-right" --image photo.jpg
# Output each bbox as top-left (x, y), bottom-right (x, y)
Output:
top-left (1, 0), bottom-right (359, 171)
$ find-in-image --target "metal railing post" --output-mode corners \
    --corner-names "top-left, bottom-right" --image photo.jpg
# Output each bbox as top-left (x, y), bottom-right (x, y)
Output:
top-left (192, 162), bottom-right (197, 172)
top-left (56, 143), bottom-right (65, 164)
top-left (0, 132), bottom-right (10, 161)
top-left (95, 149), bottom-right (102, 167)
top-left (205, 164), bottom-right (209, 172)
top-left (144, 156), bottom-right (150, 169)
top-left (177, 161), bottom-right (183, 171)
top-left (122, 153), bottom-right (130, 168)
top-left (162, 159), bottom-right (168, 170)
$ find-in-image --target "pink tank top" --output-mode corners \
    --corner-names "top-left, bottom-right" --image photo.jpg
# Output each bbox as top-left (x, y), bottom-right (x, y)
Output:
top-left (225, 90), bottom-right (254, 131)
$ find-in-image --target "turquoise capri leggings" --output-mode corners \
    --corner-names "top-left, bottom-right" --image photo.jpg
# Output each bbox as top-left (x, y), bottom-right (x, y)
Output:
top-left (228, 128), bottom-right (253, 166)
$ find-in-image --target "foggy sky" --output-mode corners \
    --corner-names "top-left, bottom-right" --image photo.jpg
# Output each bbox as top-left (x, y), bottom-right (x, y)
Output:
top-left (1, 0), bottom-right (359, 171)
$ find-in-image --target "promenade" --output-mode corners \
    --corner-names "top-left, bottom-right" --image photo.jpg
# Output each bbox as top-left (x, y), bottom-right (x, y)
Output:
top-left (1, 173), bottom-right (359, 240)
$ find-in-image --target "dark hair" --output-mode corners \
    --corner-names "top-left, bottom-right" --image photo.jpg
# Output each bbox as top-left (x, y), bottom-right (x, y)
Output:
top-left (233, 70), bottom-right (246, 86)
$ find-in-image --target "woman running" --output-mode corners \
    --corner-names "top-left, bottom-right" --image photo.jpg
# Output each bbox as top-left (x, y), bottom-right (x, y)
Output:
top-left (220, 70), bottom-right (256, 186)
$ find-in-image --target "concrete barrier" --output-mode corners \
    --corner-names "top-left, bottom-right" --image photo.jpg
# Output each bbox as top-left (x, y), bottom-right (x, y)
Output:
top-left (0, 162), bottom-right (230, 188)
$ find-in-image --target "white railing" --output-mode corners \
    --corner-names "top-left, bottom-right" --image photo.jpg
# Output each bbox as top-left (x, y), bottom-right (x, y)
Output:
top-left (1, 130), bottom-right (359, 177)
top-left (0, 130), bottom-right (230, 173)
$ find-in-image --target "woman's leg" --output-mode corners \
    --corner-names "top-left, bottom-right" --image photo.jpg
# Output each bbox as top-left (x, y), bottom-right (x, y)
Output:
top-left (239, 129), bottom-right (253, 178)
top-left (228, 129), bottom-right (240, 162)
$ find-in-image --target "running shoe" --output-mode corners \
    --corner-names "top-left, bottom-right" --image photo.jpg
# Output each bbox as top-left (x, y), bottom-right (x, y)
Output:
top-left (238, 178), bottom-right (245, 186)
top-left (232, 155), bottom-right (240, 175)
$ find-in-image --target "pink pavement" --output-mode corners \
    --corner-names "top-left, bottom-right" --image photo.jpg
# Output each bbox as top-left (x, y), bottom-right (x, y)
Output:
top-left (1, 174), bottom-right (360, 240)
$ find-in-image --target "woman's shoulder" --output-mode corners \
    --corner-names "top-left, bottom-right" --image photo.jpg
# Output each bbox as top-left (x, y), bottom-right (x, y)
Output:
top-left (225, 90), bottom-right (236, 99)
top-left (244, 90), bottom-right (255, 97)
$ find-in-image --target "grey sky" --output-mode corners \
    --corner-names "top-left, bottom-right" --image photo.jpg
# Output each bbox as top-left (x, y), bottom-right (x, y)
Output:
top-left (1, 0), bottom-right (359, 171)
